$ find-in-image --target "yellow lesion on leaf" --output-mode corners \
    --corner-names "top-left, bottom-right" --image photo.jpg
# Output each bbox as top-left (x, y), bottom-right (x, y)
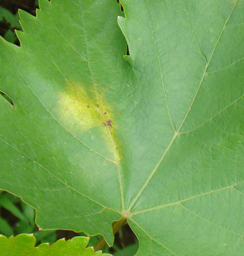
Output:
top-left (55, 81), bottom-right (118, 161)
top-left (56, 80), bottom-right (114, 133)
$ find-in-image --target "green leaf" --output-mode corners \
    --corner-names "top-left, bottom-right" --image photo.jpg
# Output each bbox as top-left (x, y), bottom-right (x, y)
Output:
top-left (2, 29), bottom-right (16, 44)
top-left (113, 244), bottom-right (138, 256)
top-left (1, 0), bottom-right (244, 255)
top-left (0, 234), bottom-right (112, 256)
top-left (0, 6), bottom-right (21, 43)
top-left (0, 7), bottom-right (20, 28)
top-left (0, 218), bottom-right (14, 237)
top-left (34, 230), bottom-right (57, 245)
top-left (20, 202), bottom-right (35, 224)
top-left (0, 193), bottom-right (27, 222)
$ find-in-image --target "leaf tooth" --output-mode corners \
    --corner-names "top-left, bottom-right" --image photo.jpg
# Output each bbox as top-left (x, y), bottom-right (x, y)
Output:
top-left (16, 0), bottom-right (51, 47)
top-left (18, 9), bottom-right (36, 32)
top-left (16, 9), bottom-right (36, 46)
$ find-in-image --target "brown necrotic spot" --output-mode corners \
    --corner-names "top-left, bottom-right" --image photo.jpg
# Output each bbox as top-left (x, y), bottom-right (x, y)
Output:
top-left (103, 119), bottom-right (112, 128)
top-left (107, 119), bottom-right (112, 127)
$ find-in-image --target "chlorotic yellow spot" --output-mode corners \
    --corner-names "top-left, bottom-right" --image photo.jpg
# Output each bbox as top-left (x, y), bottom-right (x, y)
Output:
top-left (57, 82), bottom-right (98, 131)
top-left (56, 81), bottom-right (114, 132)
top-left (54, 81), bottom-right (119, 160)
top-left (55, 81), bottom-right (120, 164)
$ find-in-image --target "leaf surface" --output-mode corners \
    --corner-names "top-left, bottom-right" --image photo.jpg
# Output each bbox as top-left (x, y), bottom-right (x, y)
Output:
top-left (1, 0), bottom-right (244, 255)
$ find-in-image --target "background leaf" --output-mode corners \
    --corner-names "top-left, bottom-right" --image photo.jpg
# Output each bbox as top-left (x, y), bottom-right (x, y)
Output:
top-left (0, 5), bottom-right (21, 43)
top-left (1, 0), bottom-right (244, 255)
top-left (0, 234), bottom-right (112, 256)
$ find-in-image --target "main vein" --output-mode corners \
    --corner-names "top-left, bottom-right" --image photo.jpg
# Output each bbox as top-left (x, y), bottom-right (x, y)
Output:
top-left (79, 4), bottom-right (125, 211)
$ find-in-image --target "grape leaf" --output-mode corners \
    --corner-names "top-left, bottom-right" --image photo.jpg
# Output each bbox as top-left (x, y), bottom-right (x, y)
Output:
top-left (0, 234), bottom-right (111, 256)
top-left (1, 0), bottom-right (244, 255)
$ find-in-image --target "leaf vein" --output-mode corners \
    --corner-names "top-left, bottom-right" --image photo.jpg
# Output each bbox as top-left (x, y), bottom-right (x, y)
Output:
top-left (129, 218), bottom-right (177, 255)
top-left (131, 179), bottom-right (244, 216)
top-left (180, 204), bottom-right (244, 237)
top-left (177, 0), bottom-right (238, 133)
top-left (79, 4), bottom-right (125, 211)
top-left (179, 94), bottom-right (244, 134)
top-left (206, 57), bottom-right (244, 74)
